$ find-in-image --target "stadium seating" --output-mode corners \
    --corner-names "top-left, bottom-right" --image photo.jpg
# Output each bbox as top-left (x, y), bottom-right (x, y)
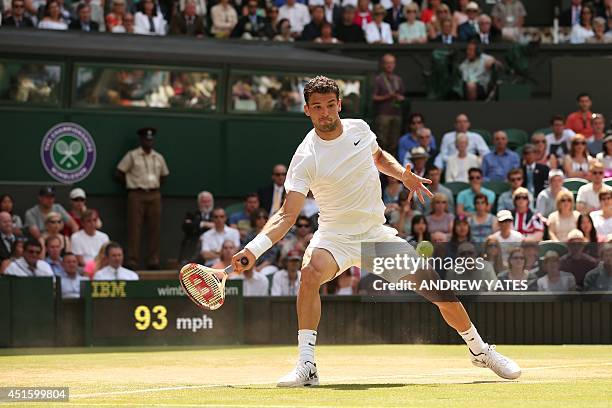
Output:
top-left (563, 178), bottom-right (588, 194)
top-left (443, 181), bottom-right (470, 197)
top-left (605, 178), bottom-right (612, 188)
top-left (472, 129), bottom-right (493, 146)
top-left (503, 128), bottom-right (529, 150)
top-left (532, 127), bottom-right (552, 136)
top-left (483, 181), bottom-right (511, 196)
top-left (224, 202), bottom-right (244, 217)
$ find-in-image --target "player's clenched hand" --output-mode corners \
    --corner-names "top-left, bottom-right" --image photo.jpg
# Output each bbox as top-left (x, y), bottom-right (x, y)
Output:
top-left (231, 249), bottom-right (256, 274)
top-left (401, 163), bottom-right (433, 204)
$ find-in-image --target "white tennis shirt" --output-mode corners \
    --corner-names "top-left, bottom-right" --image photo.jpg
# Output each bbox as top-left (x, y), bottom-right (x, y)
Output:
top-left (285, 119), bottom-right (386, 235)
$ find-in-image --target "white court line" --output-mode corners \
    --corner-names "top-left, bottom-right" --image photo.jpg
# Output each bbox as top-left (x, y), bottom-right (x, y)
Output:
top-left (70, 361), bottom-right (612, 401)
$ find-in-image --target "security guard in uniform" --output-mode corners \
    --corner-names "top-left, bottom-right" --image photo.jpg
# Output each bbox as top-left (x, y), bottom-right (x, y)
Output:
top-left (116, 128), bottom-right (170, 270)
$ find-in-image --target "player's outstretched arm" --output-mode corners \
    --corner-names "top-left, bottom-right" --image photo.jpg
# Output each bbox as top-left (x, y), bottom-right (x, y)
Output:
top-left (372, 147), bottom-right (433, 204)
top-left (231, 191), bottom-right (305, 273)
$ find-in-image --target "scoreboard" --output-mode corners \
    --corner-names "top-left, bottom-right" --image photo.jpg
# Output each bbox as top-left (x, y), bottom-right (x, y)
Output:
top-left (82, 280), bottom-right (243, 346)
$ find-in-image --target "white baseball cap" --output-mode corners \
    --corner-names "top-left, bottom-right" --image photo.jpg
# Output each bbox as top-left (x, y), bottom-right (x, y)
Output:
top-left (497, 210), bottom-right (513, 222)
top-left (70, 188), bottom-right (86, 200)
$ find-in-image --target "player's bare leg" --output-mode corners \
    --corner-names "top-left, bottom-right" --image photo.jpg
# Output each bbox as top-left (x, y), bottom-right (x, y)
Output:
top-left (277, 248), bottom-right (338, 387)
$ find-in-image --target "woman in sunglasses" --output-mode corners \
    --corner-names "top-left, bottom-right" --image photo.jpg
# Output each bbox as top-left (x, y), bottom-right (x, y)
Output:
top-left (547, 191), bottom-right (580, 242)
top-left (496, 247), bottom-right (537, 291)
top-left (39, 212), bottom-right (71, 259)
top-left (511, 187), bottom-right (544, 241)
top-left (563, 134), bottom-right (595, 179)
top-left (483, 237), bottom-right (505, 274)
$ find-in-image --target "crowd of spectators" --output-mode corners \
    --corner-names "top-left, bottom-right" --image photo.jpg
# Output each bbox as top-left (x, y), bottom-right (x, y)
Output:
top-left (1, 0), bottom-right (611, 45)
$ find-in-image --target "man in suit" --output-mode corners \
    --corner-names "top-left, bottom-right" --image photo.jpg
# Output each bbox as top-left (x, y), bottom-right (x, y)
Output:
top-left (522, 143), bottom-right (549, 198)
top-left (258, 164), bottom-right (287, 216)
top-left (69, 3), bottom-right (100, 32)
top-left (560, 0), bottom-right (582, 27)
top-left (230, 0), bottom-right (267, 39)
top-left (475, 14), bottom-right (500, 44)
top-left (457, 1), bottom-right (480, 41)
top-left (334, 6), bottom-right (366, 43)
top-left (431, 18), bottom-right (458, 44)
top-left (1, 0), bottom-right (34, 28)
top-left (322, 0), bottom-right (341, 26)
top-left (170, 0), bottom-right (206, 36)
top-left (180, 191), bottom-right (214, 263)
top-left (384, 0), bottom-right (405, 39)
top-left (300, 5), bottom-right (325, 41)
top-left (0, 212), bottom-right (16, 264)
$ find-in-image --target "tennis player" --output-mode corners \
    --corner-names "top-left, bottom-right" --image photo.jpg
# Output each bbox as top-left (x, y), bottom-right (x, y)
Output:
top-left (232, 76), bottom-right (521, 387)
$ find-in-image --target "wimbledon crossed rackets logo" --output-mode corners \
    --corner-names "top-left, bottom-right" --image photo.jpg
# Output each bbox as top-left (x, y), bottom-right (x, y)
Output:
top-left (41, 123), bottom-right (97, 183)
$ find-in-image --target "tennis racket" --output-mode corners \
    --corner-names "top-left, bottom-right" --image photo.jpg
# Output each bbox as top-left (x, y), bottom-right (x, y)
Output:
top-left (179, 257), bottom-right (248, 310)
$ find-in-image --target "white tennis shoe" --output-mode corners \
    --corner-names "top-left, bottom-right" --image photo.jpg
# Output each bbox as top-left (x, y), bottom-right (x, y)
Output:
top-left (277, 361), bottom-right (319, 387)
top-left (470, 344), bottom-right (521, 380)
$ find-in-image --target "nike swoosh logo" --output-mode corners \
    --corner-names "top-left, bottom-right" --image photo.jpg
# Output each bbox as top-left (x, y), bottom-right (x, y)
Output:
top-left (469, 348), bottom-right (485, 357)
top-left (308, 370), bottom-right (317, 379)
top-left (354, 140), bottom-right (361, 146)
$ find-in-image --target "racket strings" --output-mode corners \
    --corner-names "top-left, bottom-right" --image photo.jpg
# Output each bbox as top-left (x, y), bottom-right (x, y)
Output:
top-left (180, 265), bottom-right (225, 309)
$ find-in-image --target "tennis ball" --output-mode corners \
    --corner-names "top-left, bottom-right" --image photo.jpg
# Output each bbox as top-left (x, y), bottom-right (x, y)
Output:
top-left (416, 240), bottom-right (434, 258)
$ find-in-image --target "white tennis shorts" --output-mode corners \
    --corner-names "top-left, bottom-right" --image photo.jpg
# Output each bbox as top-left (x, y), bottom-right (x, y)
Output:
top-left (302, 224), bottom-right (418, 283)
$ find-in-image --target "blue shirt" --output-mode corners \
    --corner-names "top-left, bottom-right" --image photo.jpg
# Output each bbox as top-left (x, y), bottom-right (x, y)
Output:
top-left (457, 187), bottom-right (496, 214)
top-left (482, 149), bottom-right (520, 182)
top-left (45, 257), bottom-right (65, 277)
top-left (397, 132), bottom-right (437, 163)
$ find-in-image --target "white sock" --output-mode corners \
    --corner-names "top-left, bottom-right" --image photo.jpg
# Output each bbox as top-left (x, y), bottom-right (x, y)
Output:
top-left (458, 324), bottom-right (487, 354)
top-left (297, 329), bottom-right (317, 363)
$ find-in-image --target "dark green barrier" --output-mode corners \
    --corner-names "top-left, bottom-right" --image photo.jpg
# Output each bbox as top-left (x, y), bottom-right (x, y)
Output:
top-left (83, 280), bottom-right (243, 346)
top-left (0, 279), bottom-right (10, 347)
top-left (8, 277), bottom-right (55, 347)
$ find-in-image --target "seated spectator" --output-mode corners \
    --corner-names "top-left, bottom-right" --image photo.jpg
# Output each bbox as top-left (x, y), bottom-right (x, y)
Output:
top-left (488, 210), bottom-right (523, 261)
top-left (71, 210), bottom-right (110, 267)
top-left (511, 187), bottom-right (544, 241)
top-left (273, 18), bottom-right (293, 41)
top-left (44, 235), bottom-right (64, 276)
top-left (69, 3), bottom-right (99, 31)
top-left (496, 247), bottom-right (537, 291)
top-left (39, 212), bottom-right (71, 258)
top-left (498, 169), bottom-right (532, 212)
top-left (300, 5), bottom-right (325, 41)
top-left (278, 0), bottom-right (309, 38)
top-left (469, 193), bottom-right (498, 244)
top-left (491, 0), bottom-right (526, 42)
top-left (560, 229), bottom-right (599, 289)
top-left (397, 114), bottom-right (429, 162)
top-left (427, 3), bottom-right (454, 40)
top-left (420, 0), bottom-right (440, 24)
top-left (271, 250), bottom-right (301, 296)
top-left (484, 237), bottom-right (505, 274)
top-left (264, 6), bottom-right (281, 39)
top-left (2, 0), bottom-right (34, 27)
top-left (547, 191), bottom-right (580, 242)
top-left (426, 193), bottom-right (453, 240)
top-left (389, 190), bottom-right (421, 237)
top-left (180, 191), bottom-right (214, 263)
top-left (459, 40), bottom-right (497, 101)
top-left (59, 252), bottom-right (87, 298)
top-left (383, 175), bottom-right (403, 205)
top-left (521, 239), bottom-right (540, 275)
top-left (563, 134), bottom-right (594, 180)
top-left (170, 0), bottom-right (206, 37)
top-left (576, 162), bottom-right (611, 213)
top-left (413, 128), bottom-right (437, 169)
top-left (453, 0), bottom-right (470, 26)
top-left (37, 0), bottom-right (67, 30)
top-left (430, 16), bottom-right (457, 44)
top-left (314, 22), bottom-right (339, 43)
top-left (531, 132), bottom-right (555, 168)
top-left (586, 16), bottom-right (611, 43)
top-left (211, 0), bottom-right (237, 38)
top-left (134, 0), bottom-right (167, 35)
top-left (322, 0), bottom-right (341, 26)
top-left (66, 188), bottom-right (102, 233)
top-left (537, 251), bottom-right (576, 292)
top-left (596, 134), bottom-right (612, 176)
top-left (233, 266), bottom-right (269, 296)
top-left (84, 242), bottom-right (109, 279)
top-left (93, 242), bottom-right (138, 280)
top-left (588, 113), bottom-right (606, 153)
top-left (243, 208), bottom-right (279, 275)
top-left (212, 239), bottom-right (241, 279)
top-left (0, 195), bottom-right (23, 236)
top-left (406, 214), bottom-right (430, 247)
top-left (444, 133), bottom-right (480, 183)
top-left (475, 14), bottom-right (500, 44)
top-left (435, 113), bottom-right (489, 170)
top-left (536, 169), bottom-right (568, 218)
top-left (415, 166), bottom-right (454, 215)
top-left (280, 215), bottom-right (312, 259)
top-left (106, 0), bottom-right (127, 31)
top-left (4, 239), bottom-right (53, 277)
top-left (456, 168), bottom-right (495, 217)
top-left (482, 131), bottom-right (520, 182)
top-left (583, 243), bottom-right (612, 291)
top-left (447, 216), bottom-right (471, 258)
top-left (570, 5), bottom-right (594, 43)
top-left (384, 0), bottom-right (405, 40)
top-left (546, 114), bottom-right (574, 163)
top-left (591, 190), bottom-right (612, 237)
top-left (405, 147), bottom-right (428, 177)
top-left (334, 6), bottom-right (365, 43)
top-left (114, 12), bottom-right (135, 33)
top-left (0, 212), bottom-right (16, 264)
top-left (457, 1), bottom-right (480, 41)
top-left (229, 193), bottom-right (260, 240)
top-left (578, 213), bottom-right (603, 251)
top-left (559, 0), bottom-right (582, 27)
top-left (365, 4), bottom-right (392, 44)
top-left (565, 93), bottom-right (593, 139)
top-left (522, 143), bottom-right (549, 198)
top-left (446, 242), bottom-right (497, 291)
top-left (398, 3), bottom-right (427, 44)
top-left (353, 0), bottom-right (371, 31)
top-left (200, 207), bottom-right (240, 265)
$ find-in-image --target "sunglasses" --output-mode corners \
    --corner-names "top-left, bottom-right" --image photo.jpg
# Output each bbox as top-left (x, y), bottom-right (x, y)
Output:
top-left (47, 220), bottom-right (62, 224)
top-left (510, 177), bottom-right (523, 182)
top-left (515, 196), bottom-right (528, 200)
top-left (592, 171), bottom-right (604, 175)
top-left (560, 198), bottom-right (572, 203)
top-left (434, 201), bottom-right (447, 204)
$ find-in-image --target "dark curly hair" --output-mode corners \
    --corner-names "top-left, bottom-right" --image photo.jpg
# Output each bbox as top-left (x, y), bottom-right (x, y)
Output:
top-left (303, 76), bottom-right (340, 105)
